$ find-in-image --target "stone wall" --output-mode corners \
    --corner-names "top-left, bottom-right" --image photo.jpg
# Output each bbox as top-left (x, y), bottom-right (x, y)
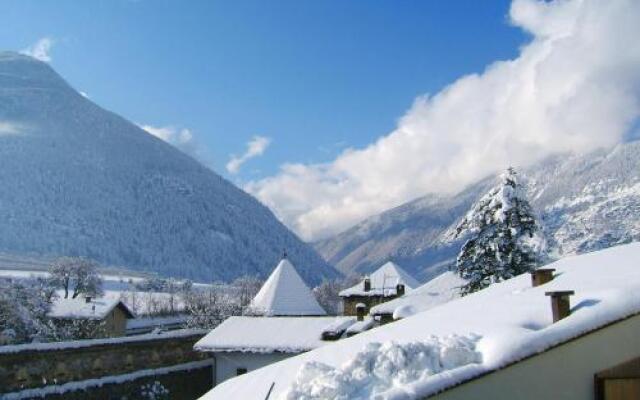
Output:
top-left (0, 330), bottom-right (212, 399)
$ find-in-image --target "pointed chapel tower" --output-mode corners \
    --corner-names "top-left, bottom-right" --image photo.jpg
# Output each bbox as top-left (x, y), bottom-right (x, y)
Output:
top-left (248, 255), bottom-right (327, 316)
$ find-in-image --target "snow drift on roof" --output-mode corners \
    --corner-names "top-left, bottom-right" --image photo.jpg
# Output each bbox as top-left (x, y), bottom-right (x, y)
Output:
top-left (339, 261), bottom-right (421, 297)
top-left (370, 271), bottom-right (466, 317)
top-left (248, 258), bottom-right (327, 316)
top-left (194, 316), bottom-right (353, 353)
top-left (202, 242), bottom-right (640, 400)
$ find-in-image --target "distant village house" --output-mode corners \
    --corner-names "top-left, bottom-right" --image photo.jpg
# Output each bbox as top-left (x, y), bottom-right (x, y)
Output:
top-left (48, 296), bottom-right (135, 337)
top-left (339, 261), bottom-right (420, 321)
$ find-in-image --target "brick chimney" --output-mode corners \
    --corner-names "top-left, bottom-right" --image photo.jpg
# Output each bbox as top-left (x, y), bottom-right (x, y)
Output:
top-left (356, 303), bottom-right (366, 321)
top-left (531, 268), bottom-right (556, 287)
top-left (545, 290), bottom-right (575, 322)
top-left (396, 283), bottom-right (405, 297)
top-left (363, 277), bottom-right (371, 292)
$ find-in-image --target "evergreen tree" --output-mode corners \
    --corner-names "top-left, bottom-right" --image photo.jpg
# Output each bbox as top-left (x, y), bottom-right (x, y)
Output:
top-left (454, 167), bottom-right (545, 295)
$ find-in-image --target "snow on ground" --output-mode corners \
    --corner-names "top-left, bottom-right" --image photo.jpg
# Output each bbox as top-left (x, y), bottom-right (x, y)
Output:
top-left (370, 271), bottom-right (466, 319)
top-left (201, 242), bottom-right (640, 400)
top-left (194, 316), bottom-right (354, 354)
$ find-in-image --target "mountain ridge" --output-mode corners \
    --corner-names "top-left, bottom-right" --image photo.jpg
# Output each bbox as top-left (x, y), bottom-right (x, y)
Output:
top-left (314, 141), bottom-right (640, 280)
top-left (0, 51), bottom-right (338, 285)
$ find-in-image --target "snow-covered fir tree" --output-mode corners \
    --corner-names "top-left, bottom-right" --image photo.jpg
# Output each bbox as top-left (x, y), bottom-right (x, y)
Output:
top-left (454, 167), bottom-right (546, 295)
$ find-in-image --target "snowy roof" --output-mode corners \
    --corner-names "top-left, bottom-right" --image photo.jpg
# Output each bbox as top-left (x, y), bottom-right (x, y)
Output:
top-left (202, 242), bottom-right (640, 400)
top-left (48, 297), bottom-right (134, 320)
top-left (370, 271), bottom-right (466, 317)
top-left (194, 316), bottom-right (354, 353)
top-left (345, 317), bottom-right (375, 335)
top-left (248, 258), bottom-right (327, 316)
top-left (339, 261), bottom-right (421, 297)
top-left (125, 314), bottom-right (187, 330)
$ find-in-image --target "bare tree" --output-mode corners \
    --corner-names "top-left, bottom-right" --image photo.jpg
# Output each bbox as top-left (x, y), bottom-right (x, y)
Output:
top-left (313, 275), bottom-right (361, 315)
top-left (50, 259), bottom-right (73, 299)
top-left (48, 257), bottom-right (104, 299)
top-left (232, 275), bottom-right (263, 309)
top-left (185, 288), bottom-right (241, 329)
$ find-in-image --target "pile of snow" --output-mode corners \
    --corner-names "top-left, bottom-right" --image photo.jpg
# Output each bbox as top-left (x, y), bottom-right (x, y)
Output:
top-left (339, 262), bottom-right (420, 297)
top-left (284, 336), bottom-right (481, 400)
top-left (248, 258), bottom-right (327, 316)
top-left (201, 243), bottom-right (640, 400)
top-left (370, 271), bottom-right (466, 318)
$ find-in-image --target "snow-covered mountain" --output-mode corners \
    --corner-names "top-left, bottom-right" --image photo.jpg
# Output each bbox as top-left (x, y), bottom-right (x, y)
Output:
top-left (315, 141), bottom-right (640, 280)
top-left (0, 52), bottom-right (338, 284)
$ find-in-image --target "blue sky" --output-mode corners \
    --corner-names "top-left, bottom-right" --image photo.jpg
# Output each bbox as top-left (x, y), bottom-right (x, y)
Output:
top-left (0, 0), bottom-right (526, 182)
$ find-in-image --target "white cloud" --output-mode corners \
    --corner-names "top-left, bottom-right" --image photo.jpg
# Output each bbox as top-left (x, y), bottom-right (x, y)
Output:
top-left (248, 0), bottom-right (640, 242)
top-left (21, 37), bottom-right (54, 62)
top-left (0, 121), bottom-right (25, 136)
top-left (226, 136), bottom-right (271, 174)
top-left (140, 124), bottom-right (209, 165)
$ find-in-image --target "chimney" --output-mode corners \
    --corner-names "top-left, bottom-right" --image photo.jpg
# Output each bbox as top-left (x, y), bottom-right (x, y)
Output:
top-left (545, 291), bottom-right (575, 322)
top-left (396, 283), bottom-right (405, 297)
top-left (85, 296), bottom-right (92, 303)
top-left (531, 268), bottom-right (556, 287)
top-left (356, 303), bottom-right (366, 321)
top-left (363, 278), bottom-right (371, 292)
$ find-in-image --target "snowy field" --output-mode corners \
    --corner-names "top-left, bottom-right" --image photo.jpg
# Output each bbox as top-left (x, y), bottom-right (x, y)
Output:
top-left (0, 267), bottom-right (207, 315)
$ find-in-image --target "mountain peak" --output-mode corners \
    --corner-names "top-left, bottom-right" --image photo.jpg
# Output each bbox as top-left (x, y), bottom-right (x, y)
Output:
top-left (0, 53), bottom-right (338, 284)
top-left (0, 50), bottom-right (69, 91)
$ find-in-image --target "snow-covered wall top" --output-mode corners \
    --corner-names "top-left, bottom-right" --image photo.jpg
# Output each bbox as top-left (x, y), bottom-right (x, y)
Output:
top-left (0, 52), bottom-right (338, 285)
top-left (0, 328), bottom-right (206, 355)
top-left (202, 242), bottom-right (640, 399)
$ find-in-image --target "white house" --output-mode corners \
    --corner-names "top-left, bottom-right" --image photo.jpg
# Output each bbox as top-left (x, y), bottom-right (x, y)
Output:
top-left (200, 242), bottom-right (640, 400)
top-left (339, 261), bottom-right (421, 317)
top-left (194, 256), bottom-right (355, 386)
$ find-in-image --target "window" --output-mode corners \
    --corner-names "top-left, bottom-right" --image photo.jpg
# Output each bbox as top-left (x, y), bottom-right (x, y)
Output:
top-left (236, 367), bottom-right (248, 376)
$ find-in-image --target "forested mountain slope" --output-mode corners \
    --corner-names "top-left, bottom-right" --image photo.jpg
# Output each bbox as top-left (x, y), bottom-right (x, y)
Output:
top-left (0, 52), bottom-right (337, 284)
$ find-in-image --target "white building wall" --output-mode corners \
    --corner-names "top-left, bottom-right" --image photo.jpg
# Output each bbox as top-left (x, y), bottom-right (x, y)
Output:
top-left (430, 313), bottom-right (640, 400)
top-left (214, 351), bottom-right (299, 386)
